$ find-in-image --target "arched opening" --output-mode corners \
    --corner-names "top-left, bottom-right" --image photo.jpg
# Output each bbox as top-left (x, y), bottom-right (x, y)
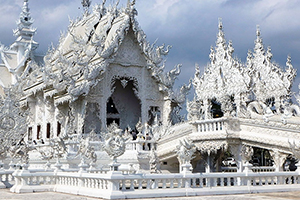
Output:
top-left (250, 147), bottom-right (274, 167)
top-left (107, 78), bottom-right (141, 130)
top-left (211, 99), bottom-right (223, 118)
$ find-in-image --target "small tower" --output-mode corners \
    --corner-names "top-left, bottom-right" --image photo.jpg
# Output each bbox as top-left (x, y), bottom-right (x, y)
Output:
top-left (7, 0), bottom-right (39, 83)
top-left (11, 0), bottom-right (38, 67)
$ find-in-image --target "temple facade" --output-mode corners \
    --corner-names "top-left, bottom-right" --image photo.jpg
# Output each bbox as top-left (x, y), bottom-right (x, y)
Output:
top-left (1, 1), bottom-right (300, 198)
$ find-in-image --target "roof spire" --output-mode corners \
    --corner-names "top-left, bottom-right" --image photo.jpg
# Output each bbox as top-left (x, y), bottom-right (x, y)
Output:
top-left (216, 18), bottom-right (226, 49)
top-left (12, 0), bottom-right (38, 52)
top-left (218, 18), bottom-right (223, 30)
top-left (81, 0), bottom-right (92, 14)
top-left (18, 0), bottom-right (34, 28)
top-left (254, 25), bottom-right (264, 55)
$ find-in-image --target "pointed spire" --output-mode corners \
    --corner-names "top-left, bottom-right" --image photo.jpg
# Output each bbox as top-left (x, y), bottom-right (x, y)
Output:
top-left (18, 0), bottom-right (34, 28)
top-left (216, 18), bottom-right (226, 51)
top-left (254, 25), bottom-right (264, 55)
top-left (256, 25), bottom-right (260, 37)
top-left (218, 18), bottom-right (223, 31)
top-left (11, 0), bottom-right (38, 59)
top-left (82, 0), bottom-right (92, 14)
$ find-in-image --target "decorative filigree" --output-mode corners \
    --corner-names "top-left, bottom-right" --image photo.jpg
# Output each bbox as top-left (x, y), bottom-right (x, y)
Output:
top-left (0, 88), bottom-right (28, 160)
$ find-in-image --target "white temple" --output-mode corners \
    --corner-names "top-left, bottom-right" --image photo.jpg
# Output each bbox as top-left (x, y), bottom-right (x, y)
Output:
top-left (1, 0), bottom-right (300, 199)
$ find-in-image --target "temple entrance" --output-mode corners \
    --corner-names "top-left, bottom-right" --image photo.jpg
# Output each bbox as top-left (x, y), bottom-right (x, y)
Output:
top-left (107, 78), bottom-right (141, 130)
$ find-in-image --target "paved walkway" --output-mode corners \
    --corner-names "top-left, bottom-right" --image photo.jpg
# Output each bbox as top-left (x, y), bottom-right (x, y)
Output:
top-left (1, 189), bottom-right (300, 200)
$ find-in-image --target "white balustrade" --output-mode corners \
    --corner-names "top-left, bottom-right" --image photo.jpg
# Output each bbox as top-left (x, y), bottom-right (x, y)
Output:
top-left (195, 118), bottom-right (226, 133)
top-left (9, 169), bottom-right (300, 199)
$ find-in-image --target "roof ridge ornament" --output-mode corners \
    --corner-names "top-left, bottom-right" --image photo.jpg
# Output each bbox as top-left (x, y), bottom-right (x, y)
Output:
top-left (218, 18), bottom-right (223, 30)
top-left (18, 0), bottom-right (34, 28)
top-left (256, 25), bottom-right (261, 37)
top-left (81, 0), bottom-right (92, 14)
top-left (126, 0), bottom-right (137, 16)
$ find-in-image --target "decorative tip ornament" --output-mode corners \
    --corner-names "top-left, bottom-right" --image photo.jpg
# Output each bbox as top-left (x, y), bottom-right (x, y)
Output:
top-left (218, 18), bottom-right (223, 30)
top-left (256, 25), bottom-right (260, 37)
top-left (81, 0), bottom-right (92, 12)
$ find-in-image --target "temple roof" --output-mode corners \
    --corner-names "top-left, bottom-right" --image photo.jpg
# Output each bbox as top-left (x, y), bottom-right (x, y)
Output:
top-left (21, 1), bottom-right (181, 105)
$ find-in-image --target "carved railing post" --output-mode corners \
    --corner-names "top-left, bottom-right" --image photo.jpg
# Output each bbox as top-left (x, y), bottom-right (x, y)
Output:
top-left (241, 145), bottom-right (253, 173)
top-left (176, 138), bottom-right (196, 173)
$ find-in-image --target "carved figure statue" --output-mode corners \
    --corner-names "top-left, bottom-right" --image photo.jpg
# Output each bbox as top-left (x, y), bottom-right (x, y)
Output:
top-left (10, 139), bottom-right (35, 165)
top-left (176, 138), bottom-right (197, 165)
top-left (149, 149), bottom-right (161, 174)
top-left (103, 123), bottom-right (126, 162)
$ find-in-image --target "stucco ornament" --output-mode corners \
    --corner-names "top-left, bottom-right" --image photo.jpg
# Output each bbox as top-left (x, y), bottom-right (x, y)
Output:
top-left (149, 149), bottom-right (161, 174)
top-left (187, 99), bottom-right (204, 121)
top-left (176, 138), bottom-right (197, 165)
top-left (288, 140), bottom-right (300, 160)
top-left (0, 88), bottom-right (28, 160)
top-left (77, 130), bottom-right (98, 165)
top-left (281, 102), bottom-right (300, 124)
top-left (151, 116), bottom-right (172, 141)
top-left (10, 139), bottom-right (35, 166)
top-left (241, 145), bottom-right (253, 163)
top-left (103, 122), bottom-right (126, 162)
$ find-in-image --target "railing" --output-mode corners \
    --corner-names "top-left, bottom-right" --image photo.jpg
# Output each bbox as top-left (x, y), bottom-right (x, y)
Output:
top-left (0, 170), bottom-right (15, 188)
top-left (252, 166), bottom-right (276, 172)
top-left (193, 118), bottom-right (226, 133)
top-left (126, 140), bottom-right (156, 151)
top-left (10, 170), bottom-right (300, 199)
top-left (221, 166), bottom-right (276, 173)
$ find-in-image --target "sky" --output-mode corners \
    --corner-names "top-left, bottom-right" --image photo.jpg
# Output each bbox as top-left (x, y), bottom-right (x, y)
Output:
top-left (0, 0), bottom-right (300, 100)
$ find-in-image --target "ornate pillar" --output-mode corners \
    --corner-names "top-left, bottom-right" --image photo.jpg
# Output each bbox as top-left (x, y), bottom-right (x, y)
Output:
top-left (203, 99), bottom-right (211, 120)
top-left (162, 99), bottom-right (171, 125)
top-left (77, 100), bottom-right (87, 135)
top-left (205, 153), bottom-right (211, 173)
top-left (234, 93), bottom-right (241, 117)
top-left (274, 97), bottom-right (281, 114)
top-left (230, 144), bottom-right (242, 172)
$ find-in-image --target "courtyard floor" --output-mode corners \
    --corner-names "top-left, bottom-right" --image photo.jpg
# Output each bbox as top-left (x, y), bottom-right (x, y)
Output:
top-left (1, 189), bottom-right (300, 200)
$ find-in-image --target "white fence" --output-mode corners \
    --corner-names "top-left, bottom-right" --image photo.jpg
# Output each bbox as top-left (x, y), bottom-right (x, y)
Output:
top-left (10, 169), bottom-right (300, 199)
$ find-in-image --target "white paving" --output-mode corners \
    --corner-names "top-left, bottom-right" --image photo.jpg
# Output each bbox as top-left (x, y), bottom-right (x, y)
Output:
top-left (1, 189), bottom-right (300, 200)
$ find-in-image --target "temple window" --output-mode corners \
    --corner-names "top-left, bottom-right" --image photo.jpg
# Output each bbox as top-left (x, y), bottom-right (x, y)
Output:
top-left (37, 125), bottom-right (41, 139)
top-left (28, 127), bottom-right (32, 141)
top-left (46, 123), bottom-right (51, 138)
top-left (57, 122), bottom-right (61, 137)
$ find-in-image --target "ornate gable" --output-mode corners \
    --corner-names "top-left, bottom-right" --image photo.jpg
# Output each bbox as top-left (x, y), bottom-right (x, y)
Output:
top-left (113, 29), bottom-right (147, 67)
